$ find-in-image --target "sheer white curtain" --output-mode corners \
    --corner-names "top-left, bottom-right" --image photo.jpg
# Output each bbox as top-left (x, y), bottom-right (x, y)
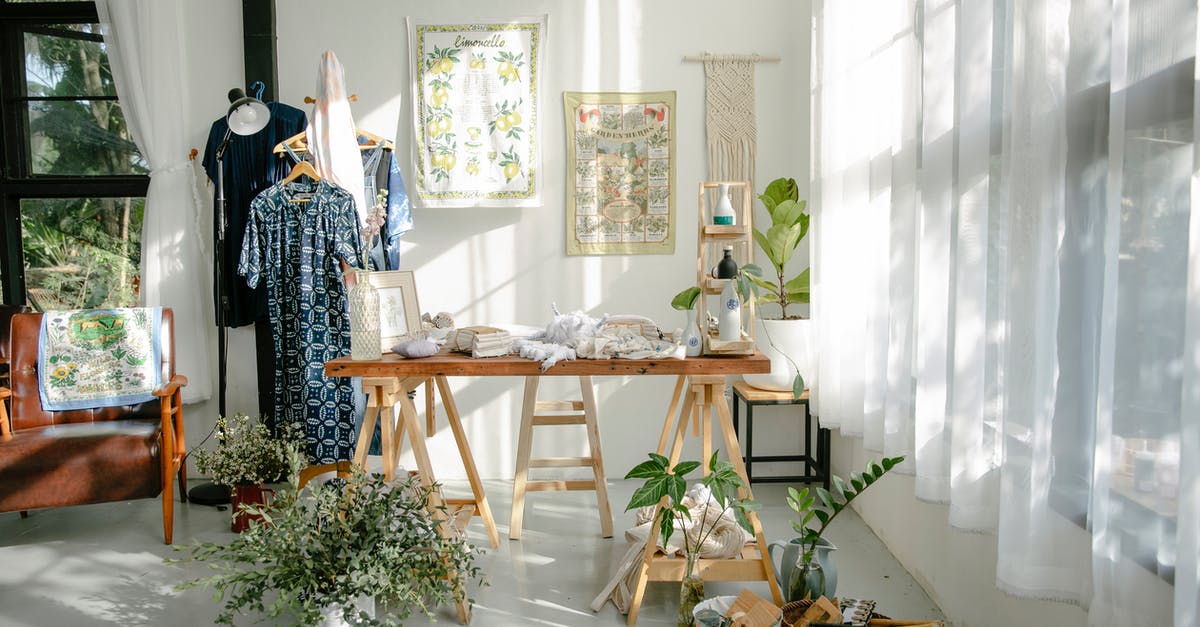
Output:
top-left (96, 0), bottom-right (212, 403)
top-left (812, 1), bottom-right (1197, 624)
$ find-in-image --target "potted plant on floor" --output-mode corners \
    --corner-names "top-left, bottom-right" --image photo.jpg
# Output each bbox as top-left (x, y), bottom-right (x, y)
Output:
top-left (770, 455), bottom-right (905, 604)
top-left (625, 451), bottom-right (759, 627)
top-left (176, 466), bottom-right (482, 626)
top-left (740, 177), bottom-right (812, 397)
top-left (191, 414), bottom-right (304, 532)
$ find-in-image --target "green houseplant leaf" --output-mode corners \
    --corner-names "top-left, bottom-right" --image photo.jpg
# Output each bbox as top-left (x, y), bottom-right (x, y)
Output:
top-left (785, 456), bottom-right (906, 562)
top-left (670, 286), bottom-right (702, 311)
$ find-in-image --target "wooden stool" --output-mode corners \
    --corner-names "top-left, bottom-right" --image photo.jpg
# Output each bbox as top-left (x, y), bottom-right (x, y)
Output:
top-left (731, 381), bottom-right (829, 488)
top-left (509, 375), bottom-right (613, 540)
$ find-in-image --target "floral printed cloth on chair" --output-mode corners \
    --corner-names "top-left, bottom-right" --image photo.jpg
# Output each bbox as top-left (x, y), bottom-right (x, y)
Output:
top-left (37, 307), bottom-right (162, 411)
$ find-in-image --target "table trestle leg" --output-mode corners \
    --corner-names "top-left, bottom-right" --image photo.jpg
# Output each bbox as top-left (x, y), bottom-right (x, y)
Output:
top-left (510, 376), bottom-right (613, 540)
top-left (623, 375), bottom-right (782, 625)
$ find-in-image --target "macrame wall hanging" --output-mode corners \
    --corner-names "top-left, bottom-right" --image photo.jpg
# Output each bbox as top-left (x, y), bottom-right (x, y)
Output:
top-left (686, 53), bottom-right (780, 190)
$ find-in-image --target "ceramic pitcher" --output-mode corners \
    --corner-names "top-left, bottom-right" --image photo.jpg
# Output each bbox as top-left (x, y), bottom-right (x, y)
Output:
top-left (767, 537), bottom-right (838, 600)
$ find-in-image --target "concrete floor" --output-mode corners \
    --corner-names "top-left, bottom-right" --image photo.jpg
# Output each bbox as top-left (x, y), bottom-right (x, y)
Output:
top-left (0, 478), bottom-right (945, 626)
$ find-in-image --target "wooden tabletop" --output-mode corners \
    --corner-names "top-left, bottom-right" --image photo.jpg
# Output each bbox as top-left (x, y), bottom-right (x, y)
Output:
top-left (325, 350), bottom-right (770, 378)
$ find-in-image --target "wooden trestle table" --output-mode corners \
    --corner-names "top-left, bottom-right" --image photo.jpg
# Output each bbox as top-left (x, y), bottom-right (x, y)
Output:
top-left (325, 350), bottom-right (782, 625)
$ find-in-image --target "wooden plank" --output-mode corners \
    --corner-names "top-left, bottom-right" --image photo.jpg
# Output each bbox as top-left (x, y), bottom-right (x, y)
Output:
top-left (436, 375), bottom-right (500, 549)
top-left (530, 456), bottom-right (594, 468)
top-left (580, 375), bottom-right (614, 538)
top-left (627, 388), bottom-right (699, 626)
top-left (646, 557), bottom-right (775, 582)
top-left (509, 376), bottom-right (539, 540)
top-left (532, 414), bottom-right (587, 425)
top-left (732, 380), bottom-right (810, 403)
top-left (656, 376), bottom-right (687, 454)
top-left (326, 351), bottom-right (770, 378)
top-left (712, 389), bottom-right (783, 605)
top-left (424, 377), bottom-right (435, 436)
top-left (534, 400), bottom-right (585, 412)
top-left (525, 480), bottom-right (596, 491)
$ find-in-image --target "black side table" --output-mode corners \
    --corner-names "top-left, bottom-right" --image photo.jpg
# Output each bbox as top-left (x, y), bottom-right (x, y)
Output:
top-left (731, 381), bottom-right (830, 488)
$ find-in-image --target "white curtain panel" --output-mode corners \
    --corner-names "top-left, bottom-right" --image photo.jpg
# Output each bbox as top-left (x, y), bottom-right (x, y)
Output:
top-left (96, 0), bottom-right (212, 404)
top-left (812, 0), bottom-right (1197, 624)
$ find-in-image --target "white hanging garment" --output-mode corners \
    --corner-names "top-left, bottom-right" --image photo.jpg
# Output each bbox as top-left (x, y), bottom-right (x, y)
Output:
top-left (306, 50), bottom-right (367, 225)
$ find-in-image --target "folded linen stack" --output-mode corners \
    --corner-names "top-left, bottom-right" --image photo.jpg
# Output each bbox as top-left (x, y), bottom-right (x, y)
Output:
top-left (446, 326), bottom-right (512, 358)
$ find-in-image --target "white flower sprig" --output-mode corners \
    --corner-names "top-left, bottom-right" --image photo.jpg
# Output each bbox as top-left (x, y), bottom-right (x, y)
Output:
top-left (193, 414), bottom-right (304, 487)
top-left (360, 189), bottom-right (388, 270)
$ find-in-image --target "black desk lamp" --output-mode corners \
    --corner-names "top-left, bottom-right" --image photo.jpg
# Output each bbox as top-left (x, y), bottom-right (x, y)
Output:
top-left (188, 87), bottom-right (271, 506)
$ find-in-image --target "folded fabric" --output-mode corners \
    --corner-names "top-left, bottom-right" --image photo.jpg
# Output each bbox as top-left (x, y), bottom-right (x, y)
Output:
top-left (446, 325), bottom-right (513, 358)
top-left (38, 307), bottom-right (163, 411)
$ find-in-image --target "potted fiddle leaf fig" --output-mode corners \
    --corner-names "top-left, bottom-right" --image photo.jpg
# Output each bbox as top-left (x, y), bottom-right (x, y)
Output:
top-left (740, 177), bottom-right (813, 397)
top-left (771, 456), bottom-right (905, 602)
top-left (625, 451), bottom-right (759, 627)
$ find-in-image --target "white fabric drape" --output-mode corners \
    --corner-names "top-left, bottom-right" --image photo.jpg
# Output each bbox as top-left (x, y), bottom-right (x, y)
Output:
top-left (97, 0), bottom-right (212, 404)
top-left (813, 0), bottom-right (1197, 623)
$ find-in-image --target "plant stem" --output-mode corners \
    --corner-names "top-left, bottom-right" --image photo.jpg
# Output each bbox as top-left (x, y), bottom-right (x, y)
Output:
top-left (777, 267), bottom-right (789, 319)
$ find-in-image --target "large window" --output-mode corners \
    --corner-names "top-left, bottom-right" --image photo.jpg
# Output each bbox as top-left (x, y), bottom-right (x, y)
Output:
top-left (0, 1), bottom-right (147, 309)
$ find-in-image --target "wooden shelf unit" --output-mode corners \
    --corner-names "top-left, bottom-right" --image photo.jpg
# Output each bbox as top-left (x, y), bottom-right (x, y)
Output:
top-left (696, 181), bottom-right (756, 354)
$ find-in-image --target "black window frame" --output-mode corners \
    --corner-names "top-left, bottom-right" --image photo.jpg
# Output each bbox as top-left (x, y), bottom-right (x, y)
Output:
top-left (0, 0), bottom-right (149, 307)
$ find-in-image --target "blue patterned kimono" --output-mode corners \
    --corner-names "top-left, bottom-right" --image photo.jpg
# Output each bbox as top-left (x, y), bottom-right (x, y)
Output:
top-left (238, 178), bottom-right (360, 463)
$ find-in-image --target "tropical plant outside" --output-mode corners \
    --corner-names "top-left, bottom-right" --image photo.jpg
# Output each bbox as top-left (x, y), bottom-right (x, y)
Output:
top-left (19, 23), bottom-right (145, 310)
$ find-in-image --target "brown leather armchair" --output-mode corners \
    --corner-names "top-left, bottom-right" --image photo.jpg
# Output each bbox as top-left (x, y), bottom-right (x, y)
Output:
top-left (0, 309), bottom-right (188, 544)
top-left (0, 304), bottom-right (29, 389)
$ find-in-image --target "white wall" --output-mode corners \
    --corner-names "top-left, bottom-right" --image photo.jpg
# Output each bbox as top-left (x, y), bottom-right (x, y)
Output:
top-left (179, 0), bottom-right (811, 479)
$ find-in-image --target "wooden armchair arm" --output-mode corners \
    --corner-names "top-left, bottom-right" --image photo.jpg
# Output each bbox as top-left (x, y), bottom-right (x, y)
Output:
top-left (152, 374), bottom-right (188, 397)
top-left (0, 386), bottom-right (10, 440)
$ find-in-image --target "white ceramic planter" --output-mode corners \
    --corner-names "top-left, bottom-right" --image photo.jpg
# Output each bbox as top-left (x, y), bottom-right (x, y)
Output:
top-left (743, 318), bottom-right (813, 392)
top-left (318, 595), bottom-right (375, 627)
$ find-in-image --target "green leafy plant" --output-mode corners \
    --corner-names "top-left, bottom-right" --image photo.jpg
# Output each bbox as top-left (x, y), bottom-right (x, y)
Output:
top-left (175, 468), bottom-right (483, 626)
top-left (786, 456), bottom-right (905, 563)
top-left (745, 177), bottom-right (810, 320)
top-left (625, 451), bottom-right (759, 626)
top-left (191, 414), bottom-right (304, 488)
top-left (670, 286), bottom-right (701, 311)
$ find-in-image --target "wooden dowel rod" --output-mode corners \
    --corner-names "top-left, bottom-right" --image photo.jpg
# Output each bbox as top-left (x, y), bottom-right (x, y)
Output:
top-left (683, 54), bottom-right (781, 62)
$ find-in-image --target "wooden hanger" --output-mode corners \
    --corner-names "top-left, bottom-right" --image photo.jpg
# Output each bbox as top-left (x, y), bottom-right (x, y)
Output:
top-left (282, 159), bottom-right (320, 185)
top-left (272, 128), bottom-right (394, 155)
top-left (304, 94), bottom-right (358, 104)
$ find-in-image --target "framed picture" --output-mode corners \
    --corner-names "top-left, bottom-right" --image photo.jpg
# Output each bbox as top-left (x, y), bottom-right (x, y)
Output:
top-left (366, 270), bottom-right (422, 348)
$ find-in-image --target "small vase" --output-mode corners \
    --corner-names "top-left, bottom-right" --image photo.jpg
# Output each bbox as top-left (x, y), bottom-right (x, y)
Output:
top-left (347, 270), bottom-right (381, 360)
top-left (230, 483), bottom-right (269, 533)
top-left (712, 183), bottom-right (735, 225)
top-left (682, 309), bottom-right (703, 357)
top-left (788, 558), bottom-right (826, 602)
top-left (678, 554), bottom-right (705, 627)
top-left (317, 595), bottom-right (375, 627)
top-left (718, 279), bottom-right (742, 341)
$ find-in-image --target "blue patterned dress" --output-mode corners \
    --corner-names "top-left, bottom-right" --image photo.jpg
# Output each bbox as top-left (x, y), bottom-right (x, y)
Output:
top-left (238, 178), bottom-right (360, 463)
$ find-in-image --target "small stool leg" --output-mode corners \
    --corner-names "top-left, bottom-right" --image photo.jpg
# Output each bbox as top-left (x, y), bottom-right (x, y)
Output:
top-left (745, 402), bottom-right (754, 484)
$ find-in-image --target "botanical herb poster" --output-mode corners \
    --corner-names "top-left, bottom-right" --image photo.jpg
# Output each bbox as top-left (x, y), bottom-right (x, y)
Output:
top-left (564, 91), bottom-right (675, 255)
top-left (409, 17), bottom-right (545, 207)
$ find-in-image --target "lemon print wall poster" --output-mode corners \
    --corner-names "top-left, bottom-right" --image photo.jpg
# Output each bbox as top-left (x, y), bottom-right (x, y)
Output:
top-left (408, 16), bottom-right (546, 208)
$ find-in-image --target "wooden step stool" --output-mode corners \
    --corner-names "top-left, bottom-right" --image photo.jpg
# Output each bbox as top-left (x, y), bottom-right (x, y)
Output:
top-left (509, 375), bottom-right (613, 540)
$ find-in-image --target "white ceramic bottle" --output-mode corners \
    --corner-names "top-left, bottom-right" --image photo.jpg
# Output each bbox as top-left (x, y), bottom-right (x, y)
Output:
top-left (718, 279), bottom-right (741, 341)
top-left (712, 183), bottom-right (735, 225)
